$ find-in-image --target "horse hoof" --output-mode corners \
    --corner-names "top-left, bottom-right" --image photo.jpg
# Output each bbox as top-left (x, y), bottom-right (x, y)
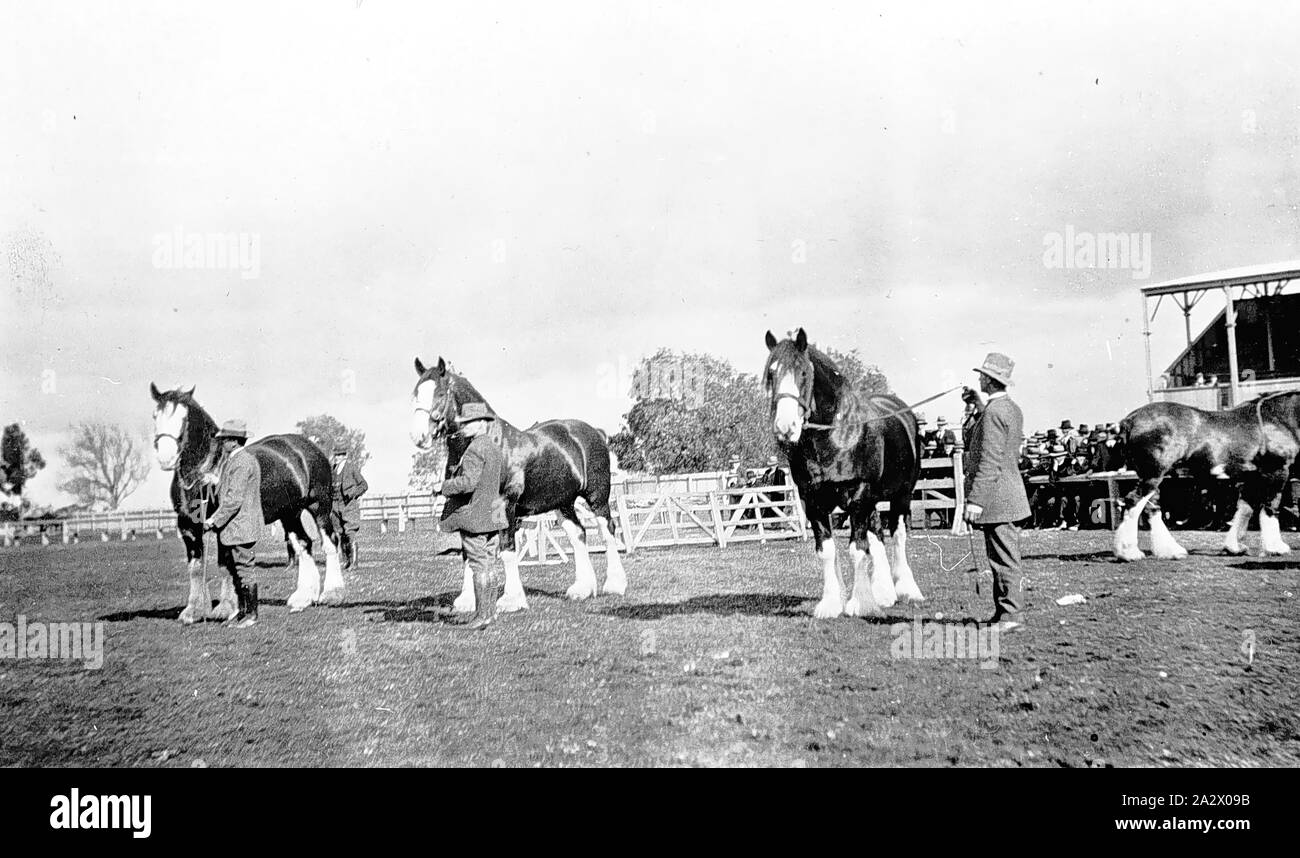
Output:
top-left (1114, 547), bottom-right (1145, 562)
top-left (179, 607), bottom-right (204, 625)
top-left (843, 598), bottom-right (881, 618)
top-left (497, 593), bottom-right (529, 613)
top-left (317, 588), bottom-right (345, 606)
top-left (602, 579), bottom-right (627, 596)
top-left (208, 603), bottom-right (237, 622)
top-left (1221, 547), bottom-right (1247, 557)
top-left (813, 599), bottom-right (844, 619)
top-left (451, 596), bottom-right (476, 613)
top-left (566, 583), bottom-right (596, 601)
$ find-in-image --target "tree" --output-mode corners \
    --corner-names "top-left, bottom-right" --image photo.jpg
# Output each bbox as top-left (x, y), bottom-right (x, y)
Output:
top-left (408, 446), bottom-right (448, 492)
top-left (1, 423), bottom-right (47, 516)
top-left (296, 415), bottom-right (369, 468)
top-left (611, 350), bottom-right (776, 474)
top-left (819, 345), bottom-right (893, 399)
top-left (58, 422), bottom-right (150, 511)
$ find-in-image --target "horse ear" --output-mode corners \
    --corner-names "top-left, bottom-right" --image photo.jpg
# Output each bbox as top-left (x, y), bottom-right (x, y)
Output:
top-left (182, 385), bottom-right (195, 399)
top-left (414, 357), bottom-right (427, 376)
top-left (150, 382), bottom-right (162, 403)
top-left (436, 357), bottom-right (446, 376)
top-left (795, 328), bottom-right (808, 352)
top-left (764, 330), bottom-right (778, 350)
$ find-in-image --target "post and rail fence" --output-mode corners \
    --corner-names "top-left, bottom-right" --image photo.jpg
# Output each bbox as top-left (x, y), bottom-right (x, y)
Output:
top-left (2, 453), bottom-right (977, 554)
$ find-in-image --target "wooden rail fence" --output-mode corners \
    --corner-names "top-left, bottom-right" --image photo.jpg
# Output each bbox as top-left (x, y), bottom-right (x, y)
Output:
top-left (2, 456), bottom-right (971, 551)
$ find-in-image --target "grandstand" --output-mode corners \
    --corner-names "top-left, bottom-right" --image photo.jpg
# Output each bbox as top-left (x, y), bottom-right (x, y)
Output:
top-left (1142, 261), bottom-right (1300, 409)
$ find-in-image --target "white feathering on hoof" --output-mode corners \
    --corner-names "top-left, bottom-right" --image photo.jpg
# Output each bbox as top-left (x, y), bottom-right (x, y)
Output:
top-left (560, 516), bottom-right (598, 600)
top-left (891, 521), bottom-right (925, 602)
top-left (844, 541), bottom-right (880, 617)
top-left (1222, 500), bottom-right (1253, 556)
top-left (497, 549), bottom-right (529, 612)
top-left (286, 532), bottom-right (320, 612)
top-left (867, 531), bottom-right (897, 609)
top-left (814, 542), bottom-right (845, 618)
top-left (1113, 491), bottom-right (1153, 561)
top-left (599, 517), bottom-right (628, 596)
top-left (453, 561), bottom-right (475, 613)
top-left (1259, 510), bottom-right (1292, 556)
top-left (318, 533), bottom-right (345, 605)
top-left (1148, 512), bottom-right (1189, 560)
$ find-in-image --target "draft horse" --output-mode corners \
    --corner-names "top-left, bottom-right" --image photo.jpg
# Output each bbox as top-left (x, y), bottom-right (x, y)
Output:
top-left (1113, 391), bottom-right (1299, 560)
top-left (150, 383), bottom-right (344, 622)
top-left (764, 329), bottom-right (925, 618)
top-left (410, 357), bottom-right (626, 612)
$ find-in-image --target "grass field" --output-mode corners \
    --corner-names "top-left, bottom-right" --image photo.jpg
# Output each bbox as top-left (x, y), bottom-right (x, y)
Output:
top-left (1, 524), bottom-right (1297, 767)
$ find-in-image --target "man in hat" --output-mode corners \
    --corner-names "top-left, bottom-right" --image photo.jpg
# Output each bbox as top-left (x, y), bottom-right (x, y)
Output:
top-left (437, 402), bottom-right (508, 630)
top-left (961, 353), bottom-right (1031, 632)
top-left (330, 441), bottom-right (369, 569)
top-left (933, 416), bottom-right (957, 457)
top-left (204, 420), bottom-right (261, 627)
top-left (1059, 420), bottom-right (1080, 455)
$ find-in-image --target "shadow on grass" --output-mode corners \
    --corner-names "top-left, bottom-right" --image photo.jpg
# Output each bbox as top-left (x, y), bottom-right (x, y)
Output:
top-left (1023, 551), bottom-right (1118, 563)
top-left (1228, 559), bottom-right (1300, 570)
top-left (597, 592), bottom-right (809, 620)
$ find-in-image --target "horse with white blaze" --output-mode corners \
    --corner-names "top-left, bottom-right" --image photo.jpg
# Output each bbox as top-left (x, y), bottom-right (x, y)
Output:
top-left (764, 329), bottom-right (925, 618)
top-left (150, 384), bottom-right (345, 622)
top-left (410, 357), bottom-right (627, 612)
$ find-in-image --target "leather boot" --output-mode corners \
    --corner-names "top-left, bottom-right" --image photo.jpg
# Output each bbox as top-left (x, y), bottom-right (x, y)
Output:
top-left (458, 573), bottom-right (497, 631)
top-left (233, 583), bottom-right (258, 628)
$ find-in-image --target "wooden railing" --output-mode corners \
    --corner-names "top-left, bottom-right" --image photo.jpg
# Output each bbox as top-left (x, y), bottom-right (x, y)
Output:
top-left (2, 455), bottom-right (967, 549)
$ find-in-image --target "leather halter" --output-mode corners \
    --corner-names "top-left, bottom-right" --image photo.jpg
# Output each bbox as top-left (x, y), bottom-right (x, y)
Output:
top-left (771, 375), bottom-right (834, 431)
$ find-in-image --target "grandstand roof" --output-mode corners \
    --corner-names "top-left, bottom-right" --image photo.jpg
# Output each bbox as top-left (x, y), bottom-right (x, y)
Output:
top-left (1141, 260), bottom-right (1300, 298)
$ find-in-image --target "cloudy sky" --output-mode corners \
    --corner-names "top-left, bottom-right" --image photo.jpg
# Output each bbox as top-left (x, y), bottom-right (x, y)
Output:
top-left (3, 0), bottom-right (1299, 509)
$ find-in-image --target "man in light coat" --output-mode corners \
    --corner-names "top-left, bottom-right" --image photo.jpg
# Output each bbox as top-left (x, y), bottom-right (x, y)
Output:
top-left (962, 353), bottom-right (1032, 632)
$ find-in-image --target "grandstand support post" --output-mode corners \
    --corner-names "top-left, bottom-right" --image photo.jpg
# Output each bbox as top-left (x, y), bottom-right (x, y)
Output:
top-left (398, 501), bottom-right (407, 533)
top-left (709, 491), bottom-right (727, 549)
top-left (950, 447), bottom-right (969, 536)
top-left (62, 522), bottom-right (69, 544)
top-left (1142, 292), bottom-right (1154, 403)
top-left (1224, 286), bottom-right (1241, 408)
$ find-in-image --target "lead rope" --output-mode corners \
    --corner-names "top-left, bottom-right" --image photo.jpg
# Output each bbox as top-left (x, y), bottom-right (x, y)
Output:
top-left (199, 498), bottom-right (209, 611)
top-left (803, 385), bottom-right (965, 431)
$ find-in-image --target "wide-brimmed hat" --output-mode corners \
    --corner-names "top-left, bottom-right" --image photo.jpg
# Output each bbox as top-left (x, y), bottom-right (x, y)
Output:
top-left (456, 402), bottom-right (495, 424)
top-left (973, 352), bottom-right (1015, 386)
top-left (1059, 419), bottom-right (1073, 430)
top-left (766, 456), bottom-right (779, 466)
top-left (215, 420), bottom-right (249, 440)
top-left (935, 416), bottom-right (948, 426)
top-left (1046, 428), bottom-right (1059, 438)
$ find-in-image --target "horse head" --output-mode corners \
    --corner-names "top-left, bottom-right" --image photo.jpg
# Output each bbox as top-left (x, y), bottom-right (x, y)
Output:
top-left (411, 356), bottom-right (457, 450)
top-left (764, 328), bottom-right (815, 444)
top-left (150, 382), bottom-right (198, 471)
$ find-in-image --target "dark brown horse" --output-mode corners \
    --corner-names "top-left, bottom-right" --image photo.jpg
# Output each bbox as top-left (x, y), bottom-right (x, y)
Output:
top-left (1113, 391), bottom-right (1299, 560)
top-left (150, 384), bottom-right (343, 622)
top-left (764, 329), bottom-right (925, 618)
top-left (409, 357), bottom-right (625, 612)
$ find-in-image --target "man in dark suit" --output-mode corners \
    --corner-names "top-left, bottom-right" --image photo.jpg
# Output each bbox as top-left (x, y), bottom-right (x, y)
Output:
top-left (330, 441), bottom-right (369, 569)
top-left (962, 353), bottom-right (1031, 633)
top-left (204, 420), bottom-right (262, 628)
top-left (438, 402), bottom-right (508, 631)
